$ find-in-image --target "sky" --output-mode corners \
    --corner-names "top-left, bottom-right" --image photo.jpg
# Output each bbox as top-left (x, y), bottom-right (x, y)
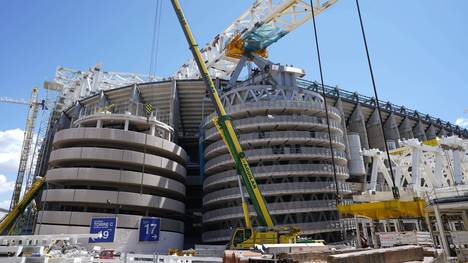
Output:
top-left (0, 0), bottom-right (467, 208)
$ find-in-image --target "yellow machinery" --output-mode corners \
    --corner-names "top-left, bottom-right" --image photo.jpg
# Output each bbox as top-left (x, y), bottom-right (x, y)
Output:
top-left (337, 198), bottom-right (425, 220)
top-left (0, 177), bottom-right (45, 234)
top-left (170, 0), bottom-right (302, 249)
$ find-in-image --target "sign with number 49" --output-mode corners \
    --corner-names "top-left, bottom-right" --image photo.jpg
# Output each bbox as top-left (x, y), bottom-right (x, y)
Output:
top-left (139, 217), bottom-right (160, 242)
top-left (89, 217), bottom-right (117, 243)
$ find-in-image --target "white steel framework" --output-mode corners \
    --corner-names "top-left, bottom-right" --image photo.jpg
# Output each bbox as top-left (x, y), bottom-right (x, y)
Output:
top-left (175, 0), bottom-right (337, 80)
top-left (362, 136), bottom-right (467, 197)
top-left (51, 64), bottom-right (158, 112)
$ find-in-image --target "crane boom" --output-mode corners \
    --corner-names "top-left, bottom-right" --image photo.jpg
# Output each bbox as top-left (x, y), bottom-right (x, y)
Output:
top-left (175, 0), bottom-right (336, 80)
top-left (0, 97), bottom-right (29, 105)
top-left (0, 177), bottom-right (45, 234)
top-left (171, 0), bottom-right (274, 228)
top-left (8, 88), bottom-right (40, 210)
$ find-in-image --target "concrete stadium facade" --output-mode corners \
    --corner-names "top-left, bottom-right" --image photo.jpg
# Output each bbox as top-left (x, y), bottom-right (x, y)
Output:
top-left (35, 78), bottom-right (467, 251)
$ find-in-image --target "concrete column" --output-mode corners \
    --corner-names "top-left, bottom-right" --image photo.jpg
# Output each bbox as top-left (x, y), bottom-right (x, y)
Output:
top-left (416, 220), bottom-right (421, 231)
top-left (413, 121), bottom-right (427, 141)
top-left (433, 203), bottom-right (450, 257)
top-left (362, 221), bottom-right (369, 247)
top-left (393, 219), bottom-right (400, 232)
top-left (354, 216), bottom-right (362, 248)
top-left (348, 133), bottom-right (366, 181)
top-left (335, 98), bottom-right (351, 159)
top-left (370, 220), bottom-right (379, 248)
top-left (461, 211), bottom-right (468, 230)
top-left (169, 80), bottom-right (181, 142)
top-left (438, 128), bottom-right (448, 137)
top-left (424, 214), bottom-right (432, 232)
top-left (399, 118), bottom-right (414, 140)
top-left (124, 120), bottom-right (129, 131)
top-left (366, 109), bottom-right (385, 150)
top-left (348, 103), bottom-right (369, 149)
top-left (383, 220), bottom-right (388, 232)
top-left (383, 113), bottom-right (401, 147)
top-left (129, 84), bottom-right (142, 115)
top-left (96, 119), bottom-right (102, 128)
top-left (426, 124), bottom-right (437, 140)
top-left (150, 125), bottom-right (156, 136)
top-left (453, 150), bottom-right (463, 185)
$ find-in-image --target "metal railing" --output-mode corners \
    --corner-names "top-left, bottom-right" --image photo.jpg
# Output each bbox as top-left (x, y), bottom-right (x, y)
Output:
top-left (225, 99), bottom-right (341, 118)
top-left (205, 130), bottom-right (344, 157)
top-left (203, 163), bottom-right (349, 190)
top-left (205, 146), bottom-right (347, 172)
top-left (203, 181), bottom-right (352, 205)
top-left (203, 199), bottom-right (352, 223)
top-left (204, 114), bottom-right (342, 140)
top-left (203, 99), bottom-right (342, 127)
top-left (4, 254), bottom-right (223, 263)
top-left (80, 100), bottom-right (171, 126)
top-left (297, 79), bottom-right (468, 137)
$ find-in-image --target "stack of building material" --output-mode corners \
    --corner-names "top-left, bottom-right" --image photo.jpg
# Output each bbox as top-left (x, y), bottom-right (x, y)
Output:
top-left (327, 245), bottom-right (424, 263)
top-left (378, 232), bottom-right (433, 247)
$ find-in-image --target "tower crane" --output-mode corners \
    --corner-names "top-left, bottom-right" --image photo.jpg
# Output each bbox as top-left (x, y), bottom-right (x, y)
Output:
top-left (0, 88), bottom-right (46, 210)
top-left (171, 0), bottom-right (336, 249)
top-left (175, 0), bottom-right (337, 80)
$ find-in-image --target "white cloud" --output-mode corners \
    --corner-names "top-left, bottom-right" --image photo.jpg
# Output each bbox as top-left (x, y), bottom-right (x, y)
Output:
top-left (0, 199), bottom-right (9, 210)
top-left (0, 175), bottom-right (14, 193)
top-left (456, 118), bottom-right (468, 128)
top-left (0, 129), bottom-right (23, 173)
top-left (0, 199), bottom-right (10, 218)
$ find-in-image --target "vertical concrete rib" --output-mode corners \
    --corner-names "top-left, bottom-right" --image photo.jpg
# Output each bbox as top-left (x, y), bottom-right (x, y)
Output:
top-left (413, 120), bottom-right (427, 141)
top-left (425, 124), bottom-right (437, 140)
top-left (347, 104), bottom-right (369, 149)
top-left (399, 118), bottom-right (414, 140)
top-left (169, 80), bottom-right (181, 142)
top-left (383, 113), bottom-right (400, 147)
top-left (366, 109), bottom-right (384, 150)
top-left (335, 98), bottom-right (351, 159)
top-left (438, 128), bottom-right (448, 137)
top-left (347, 133), bottom-right (366, 182)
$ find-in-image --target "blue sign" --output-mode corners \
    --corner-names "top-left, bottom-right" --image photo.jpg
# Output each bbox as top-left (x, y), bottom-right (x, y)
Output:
top-left (139, 217), bottom-right (160, 241)
top-left (89, 217), bottom-right (117, 243)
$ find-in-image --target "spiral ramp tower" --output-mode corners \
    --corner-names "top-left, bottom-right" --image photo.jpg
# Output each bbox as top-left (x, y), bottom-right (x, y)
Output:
top-left (201, 75), bottom-right (355, 243)
top-left (35, 84), bottom-right (188, 253)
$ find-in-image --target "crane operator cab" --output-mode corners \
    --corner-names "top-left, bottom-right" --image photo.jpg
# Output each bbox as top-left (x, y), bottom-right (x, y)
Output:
top-left (229, 226), bottom-right (301, 249)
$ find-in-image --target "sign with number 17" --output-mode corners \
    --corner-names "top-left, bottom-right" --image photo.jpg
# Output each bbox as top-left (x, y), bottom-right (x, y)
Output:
top-left (139, 217), bottom-right (161, 241)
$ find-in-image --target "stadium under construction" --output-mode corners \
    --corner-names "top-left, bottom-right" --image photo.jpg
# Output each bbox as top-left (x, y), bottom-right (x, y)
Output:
top-left (1, 0), bottom-right (468, 261)
top-left (15, 73), bottom-right (467, 253)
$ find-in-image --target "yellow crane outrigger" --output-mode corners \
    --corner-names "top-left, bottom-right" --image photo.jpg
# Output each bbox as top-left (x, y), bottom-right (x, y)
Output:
top-left (170, 0), bottom-right (301, 249)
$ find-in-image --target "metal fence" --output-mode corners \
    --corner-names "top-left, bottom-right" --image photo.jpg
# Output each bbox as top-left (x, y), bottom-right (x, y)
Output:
top-left (2, 254), bottom-right (222, 263)
top-left (297, 79), bottom-right (468, 137)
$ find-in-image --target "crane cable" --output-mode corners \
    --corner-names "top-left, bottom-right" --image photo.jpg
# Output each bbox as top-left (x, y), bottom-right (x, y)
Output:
top-left (355, 0), bottom-right (400, 199)
top-left (149, 0), bottom-right (163, 79)
top-left (309, 0), bottom-right (341, 204)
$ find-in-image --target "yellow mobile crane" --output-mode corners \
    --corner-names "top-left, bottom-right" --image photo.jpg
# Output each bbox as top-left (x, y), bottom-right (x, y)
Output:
top-left (171, 0), bottom-right (304, 249)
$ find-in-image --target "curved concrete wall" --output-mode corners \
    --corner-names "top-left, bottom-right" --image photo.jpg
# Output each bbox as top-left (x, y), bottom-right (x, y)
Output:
top-left (38, 118), bottom-right (188, 251)
top-left (202, 86), bottom-right (350, 243)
